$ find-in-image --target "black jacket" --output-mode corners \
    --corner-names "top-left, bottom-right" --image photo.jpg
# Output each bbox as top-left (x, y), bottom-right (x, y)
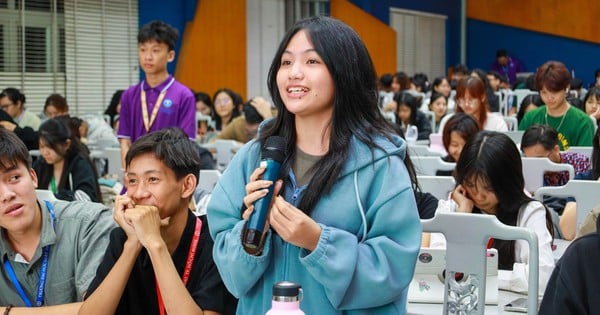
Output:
top-left (34, 153), bottom-right (101, 202)
top-left (0, 109), bottom-right (39, 150)
top-left (539, 217), bottom-right (600, 314)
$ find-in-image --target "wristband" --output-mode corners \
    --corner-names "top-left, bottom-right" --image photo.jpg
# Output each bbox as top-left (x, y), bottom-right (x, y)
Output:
top-left (4, 305), bottom-right (14, 315)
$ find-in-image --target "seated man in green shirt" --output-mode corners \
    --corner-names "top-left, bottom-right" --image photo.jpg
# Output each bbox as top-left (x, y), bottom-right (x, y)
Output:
top-left (0, 127), bottom-right (115, 314)
top-left (518, 61), bottom-right (594, 150)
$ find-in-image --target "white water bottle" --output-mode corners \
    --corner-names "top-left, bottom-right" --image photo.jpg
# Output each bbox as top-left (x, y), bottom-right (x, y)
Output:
top-left (265, 281), bottom-right (305, 315)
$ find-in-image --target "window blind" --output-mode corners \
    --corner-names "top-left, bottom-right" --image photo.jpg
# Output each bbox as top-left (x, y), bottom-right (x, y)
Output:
top-left (64, 0), bottom-right (138, 115)
top-left (0, 0), bottom-right (138, 116)
top-left (390, 8), bottom-right (447, 80)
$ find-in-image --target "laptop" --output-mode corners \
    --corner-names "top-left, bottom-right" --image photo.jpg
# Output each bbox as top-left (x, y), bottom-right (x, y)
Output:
top-left (408, 248), bottom-right (498, 305)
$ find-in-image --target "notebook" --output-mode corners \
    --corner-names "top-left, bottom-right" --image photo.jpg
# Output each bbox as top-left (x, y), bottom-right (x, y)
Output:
top-left (408, 248), bottom-right (498, 305)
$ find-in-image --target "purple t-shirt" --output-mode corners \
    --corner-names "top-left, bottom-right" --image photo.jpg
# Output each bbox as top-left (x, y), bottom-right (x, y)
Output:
top-left (117, 76), bottom-right (196, 142)
top-left (490, 57), bottom-right (524, 85)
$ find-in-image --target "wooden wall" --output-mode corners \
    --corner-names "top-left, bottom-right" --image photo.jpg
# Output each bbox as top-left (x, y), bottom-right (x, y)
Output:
top-left (468, 0), bottom-right (600, 44)
top-left (175, 0), bottom-right (247, 100)
top-left (331, 0), bottom-right (397, 75)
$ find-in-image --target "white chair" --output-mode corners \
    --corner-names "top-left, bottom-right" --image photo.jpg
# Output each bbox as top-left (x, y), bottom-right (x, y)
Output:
top-left (513, 90), bottom-right (538, 110)
top-left (521, 157), bottom-right (574, 193)
top-left (493, 91), bottom-right (505, 115)
top-left (408, 144), bottom-right (443, 157)
top-left (534, 180), bottom-right (600, 230)
top-left (410, 156), bottom-right (455, 176)
top-left (503, 130), bottom-right (524, 146)
top-left (198, 169), bottom-right (222, 194)
top-left (502, 116), bottom-right (518, 131)
top-left (213, 139), bottom-right (242, 171)
top-left (421, 211), bottom-right (539, 315)
top-left (422, 110), bottom-right (436, 132)
top-left (417, 175), bottom-right (455, 200)
top-left (36, 189), bottom-right (57, 201)
top-left (102, 147), bottom-right (123, 181)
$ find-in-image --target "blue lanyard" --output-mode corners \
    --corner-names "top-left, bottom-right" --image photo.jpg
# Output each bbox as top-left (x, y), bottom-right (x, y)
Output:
top-left (3, 201), bottom-right (56, 307)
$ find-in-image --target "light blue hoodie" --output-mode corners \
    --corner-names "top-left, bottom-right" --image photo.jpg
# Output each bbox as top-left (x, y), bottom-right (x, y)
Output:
top-left (208, 134), bottom-right (421, 314)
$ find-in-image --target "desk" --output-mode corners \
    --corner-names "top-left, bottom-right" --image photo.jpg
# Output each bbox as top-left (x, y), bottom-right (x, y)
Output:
top-left (408, 290), bottom-right (530, 314)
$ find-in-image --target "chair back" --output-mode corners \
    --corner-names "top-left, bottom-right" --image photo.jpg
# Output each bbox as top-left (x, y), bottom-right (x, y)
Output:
top-left (417, 175), bottom-right (455, 200)
top-left (408, 144), bottom-right (444, 157)
top-left (513, 90), bottom-right (538, 111)
top-left (410, 156), bottom-right (455, 176)
top-left (423, 110), bottom-right (436, 132)
top-left (36, 189), bottom-right (57, 201)
top-left (213, 140), bottom-right (242, 171)
top-left (102, 147), bottom-right (123, 181)
top-left (198, 169), bottom-right (222, 194)
top-left (534, 180), bottom-right (600, 230)
top-left (421, 212), bottom-right (539, 315)
top-left (503, 130), bottom-right (524, 147)
top-left (503, 116), bottom-right (518, 131)
top-left (521, 157), bottom-right (574, 193)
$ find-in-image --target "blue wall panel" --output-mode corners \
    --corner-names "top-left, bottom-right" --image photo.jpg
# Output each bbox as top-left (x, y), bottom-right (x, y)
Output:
top-left (467, 19), bottom-right (600, 87)
top-left (137, 0), bottom-right (198, 78)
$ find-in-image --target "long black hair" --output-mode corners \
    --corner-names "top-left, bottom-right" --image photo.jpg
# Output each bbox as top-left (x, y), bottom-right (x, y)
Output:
top-left (261, 16), bottom-right (397, 213)
top-left (455, 131), bottom-right (553, 269)
top-left (37, 117), bottom-right (102, 202)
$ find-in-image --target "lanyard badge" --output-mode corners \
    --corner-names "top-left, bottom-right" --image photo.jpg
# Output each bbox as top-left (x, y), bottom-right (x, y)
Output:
top-left (3, 201), bottom-right (56, 307)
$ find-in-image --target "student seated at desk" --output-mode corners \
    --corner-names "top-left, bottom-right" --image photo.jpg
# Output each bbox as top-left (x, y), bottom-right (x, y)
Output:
top-left (429, 131), bottom-right (555, 295)
top-left (521, 124), bottom-right (590, 240)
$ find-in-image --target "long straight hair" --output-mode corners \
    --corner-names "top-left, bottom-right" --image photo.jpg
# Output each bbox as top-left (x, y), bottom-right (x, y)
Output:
top-left (455, 76), bottom-right (489, 129)
top-left (455, 131), bottom-right (554, 269)
top-left (261, 16), bottom-right (397, 213)
top-left (37, 117), bottom-right (102, 202)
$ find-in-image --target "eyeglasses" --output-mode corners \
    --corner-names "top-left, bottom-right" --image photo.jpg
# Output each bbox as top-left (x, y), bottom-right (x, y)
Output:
top-left (214, 99), bottom-right (232, 106)
top-left (456, 98), bottom-right (478, 107)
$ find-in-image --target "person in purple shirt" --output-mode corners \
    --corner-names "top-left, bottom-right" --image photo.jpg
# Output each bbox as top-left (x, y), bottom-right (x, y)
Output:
top-left (490, 49), bottom-right (524, 86)
top-left (117, 20), bottom-right (195, 169)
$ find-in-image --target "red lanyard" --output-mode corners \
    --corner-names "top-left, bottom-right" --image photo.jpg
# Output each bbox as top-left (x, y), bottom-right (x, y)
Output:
top-left (156, 217), bottom-right (202, 315)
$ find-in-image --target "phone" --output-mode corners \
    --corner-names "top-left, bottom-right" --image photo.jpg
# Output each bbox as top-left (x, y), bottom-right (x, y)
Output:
top-left (504, 297), bottom-right (528, 313)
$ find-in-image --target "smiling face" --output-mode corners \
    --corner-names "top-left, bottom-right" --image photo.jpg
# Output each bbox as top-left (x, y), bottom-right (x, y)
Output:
top-left (276, 30), bottom-right (335, 121)
top-left (429, 96), bottom-right (447, 120)
top-left (0, 161), bottom-right (41, 234)
top-left (125, 153), bottom-right (189, 220)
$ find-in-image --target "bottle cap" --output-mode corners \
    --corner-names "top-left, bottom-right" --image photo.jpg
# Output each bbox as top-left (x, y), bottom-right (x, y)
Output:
top-left (273, 281), bottom-right (301, 299)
